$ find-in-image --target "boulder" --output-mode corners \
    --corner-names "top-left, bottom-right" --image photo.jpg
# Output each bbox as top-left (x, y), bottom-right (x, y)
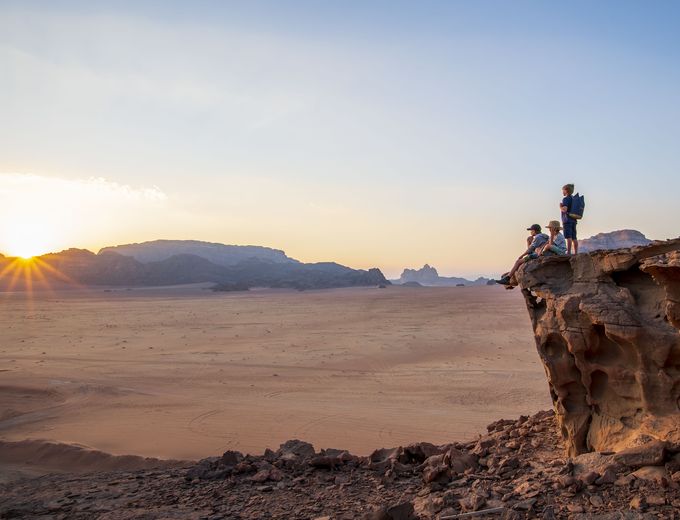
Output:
top-left (276, 440), bottom-right (316, 461)
top-left (309, 449), bottom-right (356, 469)
top-left (402, 442), bottom-right (442, 464)
top-left (613, 440), bottom-right (667, 468)
top-left (631, 466), bottom-right (669, 485)
top-left (369, 447), bottom-right (403, 472)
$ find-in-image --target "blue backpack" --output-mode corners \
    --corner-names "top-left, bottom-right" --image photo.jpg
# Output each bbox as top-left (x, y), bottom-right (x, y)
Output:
top-left (569, 193), bottom-right (586, 220)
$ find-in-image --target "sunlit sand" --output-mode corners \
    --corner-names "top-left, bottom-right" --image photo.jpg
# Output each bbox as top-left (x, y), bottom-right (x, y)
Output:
top-left (0, 285), bottom-right (550, 466)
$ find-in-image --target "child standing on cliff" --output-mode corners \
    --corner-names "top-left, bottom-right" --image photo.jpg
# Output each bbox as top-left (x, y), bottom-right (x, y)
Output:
top-left (560, 183), bottom-right (578, 254)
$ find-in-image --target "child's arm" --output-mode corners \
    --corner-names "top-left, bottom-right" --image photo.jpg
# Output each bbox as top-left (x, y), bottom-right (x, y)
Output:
top-left (523, 236), bottom-right (539, 256)
top-left (560, 196), bottom-right (569, 213)
top-left (539, 237), bottom-right (555, 255)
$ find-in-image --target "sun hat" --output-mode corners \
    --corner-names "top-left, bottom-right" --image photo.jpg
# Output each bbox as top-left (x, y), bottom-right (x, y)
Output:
top-left (546, 220), bottom-right (562, 230)
top-left (526, 224), bottom-right (542, 232)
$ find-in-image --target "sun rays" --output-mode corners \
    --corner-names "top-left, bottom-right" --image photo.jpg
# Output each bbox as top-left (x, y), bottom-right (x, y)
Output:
top-left (0, 255), bottom-right (82, 298)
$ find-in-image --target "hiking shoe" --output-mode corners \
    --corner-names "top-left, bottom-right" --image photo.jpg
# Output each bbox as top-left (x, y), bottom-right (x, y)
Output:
top-left (495, 276), bottom-right (511, 285)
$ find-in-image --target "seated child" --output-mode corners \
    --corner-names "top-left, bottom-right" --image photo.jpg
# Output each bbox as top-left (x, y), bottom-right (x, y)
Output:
top-left (495, 224), bottom-right (549, 285)
top-left (541, 220), bottom-right (567, 256)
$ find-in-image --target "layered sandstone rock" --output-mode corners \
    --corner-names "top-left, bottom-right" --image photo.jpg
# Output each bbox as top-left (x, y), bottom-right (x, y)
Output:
top-left (515, 239), bottom-right (680, 456)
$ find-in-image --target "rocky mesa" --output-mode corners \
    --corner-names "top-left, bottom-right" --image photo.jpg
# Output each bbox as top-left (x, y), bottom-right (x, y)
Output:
top-left (515, 238), bottom-right (680, 457)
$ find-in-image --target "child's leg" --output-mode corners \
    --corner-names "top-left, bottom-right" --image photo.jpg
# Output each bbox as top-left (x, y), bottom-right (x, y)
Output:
top-left (573, 224), bottom-right (578, 254)
top-left (564, 221), bottom-right (575, 254)
top-left (508, 257), bottom-right (524, 278)
top-left (547, 245), bottom-right (567, 255)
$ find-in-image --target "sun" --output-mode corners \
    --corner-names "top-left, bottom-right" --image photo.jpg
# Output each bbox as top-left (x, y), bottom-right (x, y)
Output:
top-left (5, 241), bottom-right (51, 260)
top-left (12, 249), bottom-right (42, 260)
top-left (1, 216), bottom-right (60, 259)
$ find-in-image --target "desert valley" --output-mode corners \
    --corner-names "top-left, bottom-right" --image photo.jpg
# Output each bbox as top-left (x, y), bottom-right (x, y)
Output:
top-left (3, 1), bottom-right (680, 517)
top-left (0, 284), bottom-right (548, 471)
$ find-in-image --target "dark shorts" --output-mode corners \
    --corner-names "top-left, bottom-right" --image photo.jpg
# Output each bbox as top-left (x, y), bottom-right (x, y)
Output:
top-left (563, 220), bottom-right (577, 240)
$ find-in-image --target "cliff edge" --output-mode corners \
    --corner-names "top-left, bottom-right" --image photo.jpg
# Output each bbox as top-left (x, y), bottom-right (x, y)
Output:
top-left (515, 238), bottom-right (680, 457)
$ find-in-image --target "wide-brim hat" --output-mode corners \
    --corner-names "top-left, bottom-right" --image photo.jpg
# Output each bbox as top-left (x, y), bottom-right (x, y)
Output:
top-left (546, 220), bottom-right (562, 230)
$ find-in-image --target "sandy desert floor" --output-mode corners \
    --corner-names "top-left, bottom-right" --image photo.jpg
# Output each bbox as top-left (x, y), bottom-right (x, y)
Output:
top-left (0, 285), bottom-right (551, 467)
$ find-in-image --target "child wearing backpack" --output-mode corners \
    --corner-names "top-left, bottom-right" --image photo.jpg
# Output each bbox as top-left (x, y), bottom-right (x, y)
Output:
top-left (560, 183), bottom-right (579, 254)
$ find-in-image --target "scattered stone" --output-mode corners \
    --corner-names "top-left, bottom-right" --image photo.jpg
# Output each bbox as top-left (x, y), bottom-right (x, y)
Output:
top-left (458, 493), bottom-right (486, 512)
top-left (5, 409), bottom-right (680, 519)
top-left (422, 463), bottom-right (449, 484)
top-left (555, 475), bottom-right (576, 488)
top-left (513, 498), bottom-right (536, 511)
top-left (385, 502), bottom-right (416, 520)
top-left (540, 505), bottom-right (556, 519)
top-left (414, 494), bottom-right (445, 517)
top-left (629, 496), bottom-right (645, 510)
top-left (580, 471), bottom-right (600, 485)
top-left (595, 468), bottom-right (617, 485)
top-left (589, 495), bottom-right (604, 507)
top-left (646, 495), bottom-right (665, 506)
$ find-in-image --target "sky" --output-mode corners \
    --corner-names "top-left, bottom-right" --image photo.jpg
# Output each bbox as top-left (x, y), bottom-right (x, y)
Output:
top-left (1, 1), bottom-right (679, 278)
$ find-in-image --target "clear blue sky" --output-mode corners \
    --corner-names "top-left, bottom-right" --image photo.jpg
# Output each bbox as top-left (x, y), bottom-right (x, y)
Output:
top-left (1, 1), bottom-right (679, 276)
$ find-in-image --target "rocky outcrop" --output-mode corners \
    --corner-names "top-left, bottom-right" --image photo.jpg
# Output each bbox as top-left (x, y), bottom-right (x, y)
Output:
top-left (398, 264), bottom-right (490, 286)
top-left (515, 238), bottom-right (680, 457)
top-left (400, 264), bottom-right (440, 285)
top-left (579, 230), bottom-right (652, 253)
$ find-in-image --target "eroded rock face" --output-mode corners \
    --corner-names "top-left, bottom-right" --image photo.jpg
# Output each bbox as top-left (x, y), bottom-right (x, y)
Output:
top-left (515, 239), bottom-right (680, 456)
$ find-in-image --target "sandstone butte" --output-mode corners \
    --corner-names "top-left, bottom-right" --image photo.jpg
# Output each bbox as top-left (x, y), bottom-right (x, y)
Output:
top-left (515, 237), bottom-right (680, 457)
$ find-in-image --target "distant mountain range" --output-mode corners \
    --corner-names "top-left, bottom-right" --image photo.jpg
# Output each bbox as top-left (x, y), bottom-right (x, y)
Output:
top-left (99, 240), bottom-right (296, 266)
top-left (0, 240), bottom-right (387, 292)
top-left (578, 230), bottom-right (652, 253)
top-left (393, 264), bottom-right (491, 287)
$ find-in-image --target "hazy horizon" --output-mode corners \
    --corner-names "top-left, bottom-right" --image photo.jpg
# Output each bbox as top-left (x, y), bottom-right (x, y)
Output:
top-left (0, 234), bottom-right (514, 280)
top-left (0, 229), bottom-right (667, 281)
top-left (2, 1), bottom-right (679, 277)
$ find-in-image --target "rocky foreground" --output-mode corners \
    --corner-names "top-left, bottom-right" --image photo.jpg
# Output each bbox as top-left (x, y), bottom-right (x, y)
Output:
top-left (3, 410), bottom-right (680, 519)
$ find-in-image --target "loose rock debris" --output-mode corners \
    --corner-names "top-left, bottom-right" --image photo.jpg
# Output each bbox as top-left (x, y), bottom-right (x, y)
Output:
top-left (3, 410), bottom-right (680, 519)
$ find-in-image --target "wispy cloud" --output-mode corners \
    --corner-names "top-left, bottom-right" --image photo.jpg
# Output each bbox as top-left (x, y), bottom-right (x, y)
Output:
top-left (0, 173), bottom-right (167, 202)
top-left (0, 173), bottom-right (170, 256)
